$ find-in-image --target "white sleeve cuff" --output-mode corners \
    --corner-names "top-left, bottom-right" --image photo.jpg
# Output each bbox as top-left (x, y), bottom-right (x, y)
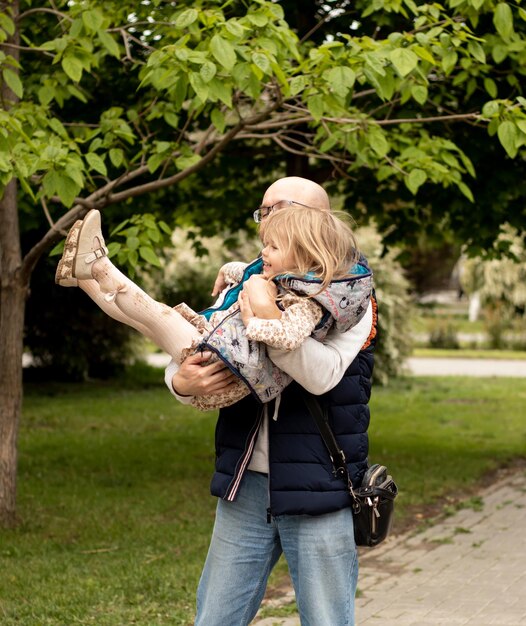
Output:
top-left (164, 359), bottom-right (194, 405)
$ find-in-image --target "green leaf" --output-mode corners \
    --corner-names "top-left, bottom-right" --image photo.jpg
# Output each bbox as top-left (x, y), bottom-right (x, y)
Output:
top-left (326, 66), bottom-right (356, 96)
top-left (252, 52), bottom-right (270, 75)
top-left (457, 181), bottom-right (474, 202)
top-left (411, 84), bottom-right (428, 104)
top-left (0, 12), bottom-right (15, 36)
top-left (62, 55), bottom-right (83, 82)
top-left (225, 20), bottom-right (246, 39)
top-left (86, 153), bottom-right (107, 176)
top-left (484, 78), bottom-right (497, 98)
top-left (493, 3), bottom-right (514, 40)
top-left (147, 153), bottom-right (165, 173)
top-left (56, 174), bottom-right (80, 207)
top-left (441, 50), bottom-right (458, 75)
top-left (290, 75), bottom-right (307, 96)
top-left (467, 41), bottom-right (486, 64)
top-left (210, 34), bottom-right (236, 71)
top-left (128, 249), bottom-right (138, 269)
top-left (389, 48), bottom-right (419, 77)
top-left (482, 100), bottom-right (499, 117)
top-left (2, 69), bottom-right (23, 98)
top-left (107, 242), bottom-right (121, 258)
top-left (376, 72), bottom-right (396, 101)
top-left (175, 8), bottom-right (199, 29)
top-left (319, 132), bottom-right (339, 153)
top-left (38, 84), bottom-right (54, 105)
top-left (200, 61), bottom-right (217, 83)
top-left (98, 30), bottom-right (120, 58)
top-left (188, 72), bottom-right (209, 102)
top-left (68, 85), bottom-right (88, 103)
top-left (109, 148), bottom-right (124, 168)
top-left (211, 108), bottom-right (226, 133)
top-left (307, 94), bottom-right (324, 121)
top-left (247, 13), bottom-right (268, 27)
top-left (492, 44), bottom-right (508, 64)
top-left (497, 120), bottom-right (518, 158)
top-left (459, 152), bottom-right (476, 177)
top-left (516, 120), bottom-right (526, 135)
top-left (82, 9), bottom-right (104, 33)
top-left (406, 168), bottom-right (427, 194)
top-left (159, 112), bottom-right (176, 130)
top-left (158, 221), bottom-right (172, 235)
top-left (175, 153), bottom-right (201, 171)
top-left (368, 130), bottom-right (389, 157)
top-left (49, 118), bottom-right (68, 140)
top-left (209, 77), bottom-right (232, 108)
top-left (139, 246), bottom-right (161, 267)
top-left (413, 45), bottom-right (436, 64)
top-left (126, 236), bottom-right (140, 251)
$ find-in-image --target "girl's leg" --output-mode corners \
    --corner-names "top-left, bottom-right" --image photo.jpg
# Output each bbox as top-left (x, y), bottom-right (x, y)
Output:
top-left (78, 279), bottom-right (156, 341)
top-left (56, 209), bottom-right (202, 363)
top-left (89, 256), bottom-right (202, 362)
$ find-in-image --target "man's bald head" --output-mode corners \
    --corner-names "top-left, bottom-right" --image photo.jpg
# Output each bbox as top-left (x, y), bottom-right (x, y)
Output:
top-left (261, 177), bottom-right (330, 212)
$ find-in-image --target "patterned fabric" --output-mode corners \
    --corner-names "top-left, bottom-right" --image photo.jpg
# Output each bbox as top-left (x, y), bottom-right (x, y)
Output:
top-left (175, 260), bottom-right (373, 407)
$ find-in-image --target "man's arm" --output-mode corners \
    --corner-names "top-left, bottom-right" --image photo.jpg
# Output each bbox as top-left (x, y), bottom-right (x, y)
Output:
top-left (267, 301), bottom-right (373, 395)
top-left (165, 351), bottom-right (238, 402)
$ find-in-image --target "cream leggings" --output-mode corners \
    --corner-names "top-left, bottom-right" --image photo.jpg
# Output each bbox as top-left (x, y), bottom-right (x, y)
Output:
top-left (79, 256), bottom-right (202, 363)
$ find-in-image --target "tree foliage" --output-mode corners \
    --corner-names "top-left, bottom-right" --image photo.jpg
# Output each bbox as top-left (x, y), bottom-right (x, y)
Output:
top-left (2, 0), bottom-right (526, 525)
top-left (1, 0), bottom-right (525, 262)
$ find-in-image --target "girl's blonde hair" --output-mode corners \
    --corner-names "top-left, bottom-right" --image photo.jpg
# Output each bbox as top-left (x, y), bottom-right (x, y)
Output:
top-left (261, 206), bottom-right (360, 293)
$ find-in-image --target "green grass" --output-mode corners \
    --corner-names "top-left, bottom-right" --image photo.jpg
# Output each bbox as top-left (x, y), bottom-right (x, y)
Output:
top-left (412, 347), bottom-right (526, 359)
top-left (412, 314), bottom-right (486, 335)
top-left (1, 366), bottom-right (525, 625)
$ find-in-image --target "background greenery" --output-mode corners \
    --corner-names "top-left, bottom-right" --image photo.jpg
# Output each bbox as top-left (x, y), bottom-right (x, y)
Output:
top-left (1, 365), bottom-right (525, 625)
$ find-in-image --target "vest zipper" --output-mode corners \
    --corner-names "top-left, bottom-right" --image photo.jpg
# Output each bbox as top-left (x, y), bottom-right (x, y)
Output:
top-left (224, 407), bottom-right (265, 502)
top-left (267, 413), bottom-right (272, 523)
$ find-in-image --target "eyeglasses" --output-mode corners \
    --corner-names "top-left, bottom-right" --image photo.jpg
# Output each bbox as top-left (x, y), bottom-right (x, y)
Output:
top-left (253, 200), bottom-right (317, 223)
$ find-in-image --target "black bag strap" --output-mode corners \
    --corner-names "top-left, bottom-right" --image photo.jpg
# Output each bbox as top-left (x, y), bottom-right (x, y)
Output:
top-left (303, 392), bottom-right (351, 485)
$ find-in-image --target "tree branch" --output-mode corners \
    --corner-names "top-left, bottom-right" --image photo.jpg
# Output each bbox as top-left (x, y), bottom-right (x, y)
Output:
top-left (17, 7), bottom-right (72, 22)
top-left (0, 42), bottom-right (54, 58)
top-left (21, 100), bottom-right (282, 279)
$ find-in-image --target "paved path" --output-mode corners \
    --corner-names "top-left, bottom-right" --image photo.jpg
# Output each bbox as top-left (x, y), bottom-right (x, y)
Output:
top-left (253, 469), bottom-right (526, 625)
top-left (147, 353), bottom-right (526, 378)
top-left (406, 357), bottom-right (526, 377)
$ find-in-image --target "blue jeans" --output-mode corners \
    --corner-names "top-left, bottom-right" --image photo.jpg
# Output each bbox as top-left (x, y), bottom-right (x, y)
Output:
top-left (195, 471), bottom-right (358, 626)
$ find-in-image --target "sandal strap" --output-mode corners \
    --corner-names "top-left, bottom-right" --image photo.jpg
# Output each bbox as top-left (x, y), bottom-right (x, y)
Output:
top-left (84, 245), bottom-right (108, 264)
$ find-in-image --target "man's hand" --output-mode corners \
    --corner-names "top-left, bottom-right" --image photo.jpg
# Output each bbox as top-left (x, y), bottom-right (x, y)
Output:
top-left (171, 351), bottom-right (237, 396)
top-left (242, 275), bottom-right (281, 319)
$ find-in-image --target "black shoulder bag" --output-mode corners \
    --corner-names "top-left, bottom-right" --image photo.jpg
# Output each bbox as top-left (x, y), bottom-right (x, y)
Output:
top-left (304, 393), bottom-right (398, 547)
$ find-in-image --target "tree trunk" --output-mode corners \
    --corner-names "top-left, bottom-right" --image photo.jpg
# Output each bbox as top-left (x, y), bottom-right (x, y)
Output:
top-left (0, 179), bottom-right (25, 528)
top-left (0, 0), bottom-right (23, 528)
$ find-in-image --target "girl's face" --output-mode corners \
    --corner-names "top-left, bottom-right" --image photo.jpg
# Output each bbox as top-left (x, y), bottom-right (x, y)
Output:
top-left (261, 236), bottom-right (295, 277)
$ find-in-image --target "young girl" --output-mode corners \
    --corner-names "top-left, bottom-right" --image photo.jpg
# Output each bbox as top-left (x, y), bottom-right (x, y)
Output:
top-left (55, 206), bottom-right (373, 410)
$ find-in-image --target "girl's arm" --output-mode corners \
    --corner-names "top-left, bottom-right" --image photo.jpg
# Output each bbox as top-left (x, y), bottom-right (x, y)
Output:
top-left (211, 261), bottom-right (248, 296)
top-left (239, 292), bottom-right (323, 351)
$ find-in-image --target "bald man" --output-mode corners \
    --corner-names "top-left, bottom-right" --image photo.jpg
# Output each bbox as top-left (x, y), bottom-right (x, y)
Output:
top-left (166, 176), bottom-right (375, 626)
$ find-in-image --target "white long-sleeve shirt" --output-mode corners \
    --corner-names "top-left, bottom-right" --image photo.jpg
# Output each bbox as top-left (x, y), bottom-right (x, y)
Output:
top-left (165, 301), bottom-right (373, 472)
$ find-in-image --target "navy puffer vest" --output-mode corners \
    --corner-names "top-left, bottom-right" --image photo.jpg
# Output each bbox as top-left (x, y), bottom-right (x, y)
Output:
top-left (210, 340), bottom-right (375, 517)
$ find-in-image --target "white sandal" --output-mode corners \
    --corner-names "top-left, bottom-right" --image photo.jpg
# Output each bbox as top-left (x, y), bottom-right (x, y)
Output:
top-left (55, 209), bottom-right (108, 286)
